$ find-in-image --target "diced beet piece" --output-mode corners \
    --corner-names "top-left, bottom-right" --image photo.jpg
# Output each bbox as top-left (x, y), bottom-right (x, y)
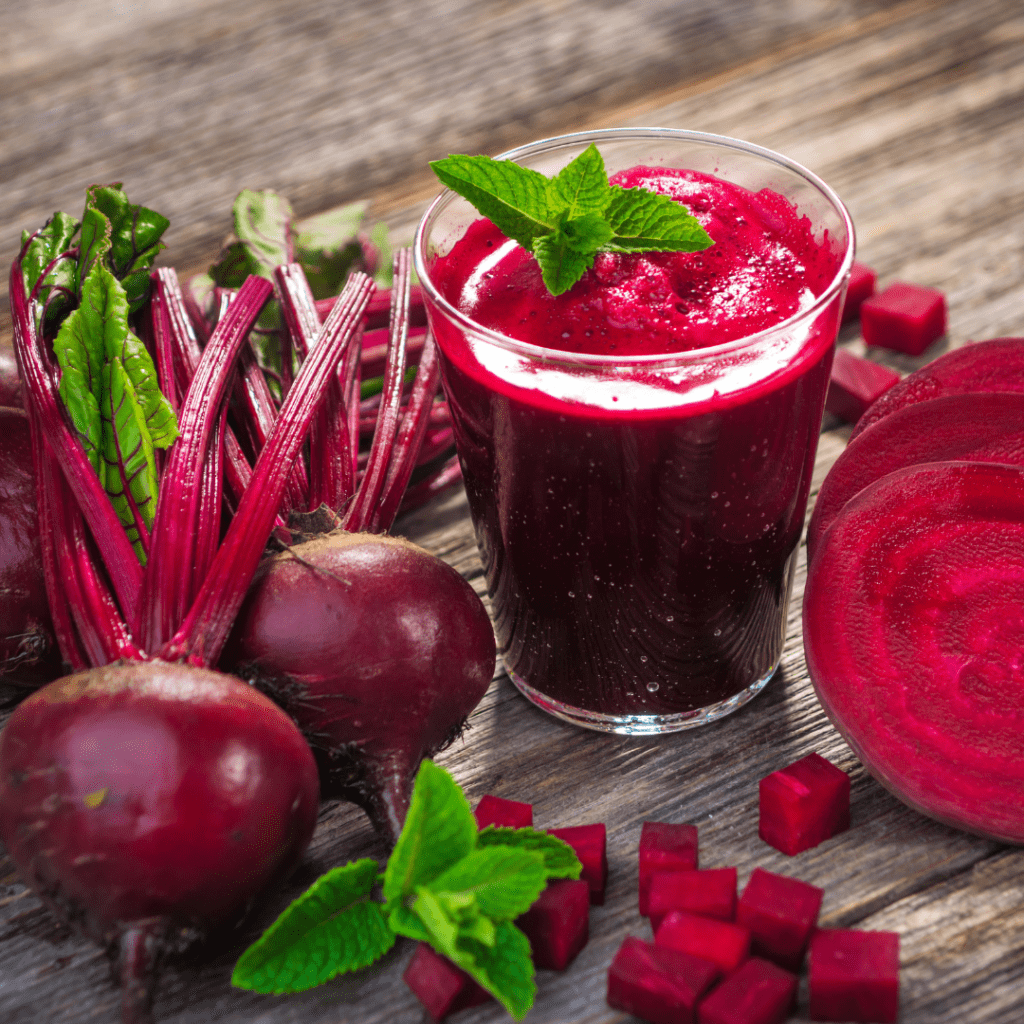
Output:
top-left (697, 957), bottom-right (798, 1024)
top-left (861, 281), bottom-right (946, 356)
top-left (759, 752), bottom-right (850, 856)
top-left (639, 821), bottom-right (698, 915)
top-left (647, 867), bottom-right (738, 932)
top-left (808, 929), bottom-right (900, 1023)
top-left (736, 867), bottom-right (823, 971)
top-left (548, 823), bottom-right (608, 905)
top-left (655, 910), bottom-right (750, 974)
top-left (841, 261), bottom-right (876, 323)
top-left (515, 878), bottom-right (590, 970)
top-left (607, 935), bottom-right (721, 1024)
top-left (825, 349), bottom-right (900, 423)
top-left (474, 794), bottom-right (533, 829)
top-left (403, 942), bottom-right (493, 1020)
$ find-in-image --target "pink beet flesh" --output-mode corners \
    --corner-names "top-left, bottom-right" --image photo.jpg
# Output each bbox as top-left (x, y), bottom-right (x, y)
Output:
top-left (548, 823), bottom-right (608, 905)
top-left (825, 349), bottom-right (900, 423)
top-left (808, 929), bottom-right (900, 1023)
top-left (655, 910), bottom-right (750, 973)
top-left (516, 878), bottom-right (590, 970)
top-left (403, 942), bottom-right (492, 1019)
top-left (607, 936), bottom-right (720, 1024)
top-left (759, 752), bottom-right (850, 856)
top-left (841, 262), bottom-right (876, 323)
top-left (474, 793), bottom-right (533, 829)
top-left (736, 867), bottom-right (823, 971)
top-left (861, 281), bottom-right (946, 355)
top-left (697, 956), bottom-right (798, 1024)
top-left (639, 821), bottom-right (698, 915)
top-left (647, 867), bottom-right (738, 932)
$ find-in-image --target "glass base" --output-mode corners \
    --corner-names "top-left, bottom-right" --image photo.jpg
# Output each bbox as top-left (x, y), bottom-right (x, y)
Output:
top-left (507, 661), bottom-right (779, 735)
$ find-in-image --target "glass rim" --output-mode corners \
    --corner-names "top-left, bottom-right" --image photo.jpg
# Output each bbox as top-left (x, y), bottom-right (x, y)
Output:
top-left (412, 126), bottom-right (856, 369)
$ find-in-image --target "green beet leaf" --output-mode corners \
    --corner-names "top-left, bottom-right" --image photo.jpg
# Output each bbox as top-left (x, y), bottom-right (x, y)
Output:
top-left (428, 846), bottom-right (547, 921)
top-left (476, 826), bottom-right (582, 880)
top-left (20, 211), bottom-right (80, 334)
top-left (294, 201), bottom-right (367, 299)
top-left (211, 188), bottom-right (295, 286)
top-left (232, 859), bottom-right (394, 995)
top-left (77, 206), bottom-right (114, 299)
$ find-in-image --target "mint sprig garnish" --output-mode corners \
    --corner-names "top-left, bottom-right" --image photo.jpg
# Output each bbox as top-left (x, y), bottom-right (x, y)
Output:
top-left (232, 760), bottom-right (582, 1020)
top-left (430, 143), bottom-right (714, 295)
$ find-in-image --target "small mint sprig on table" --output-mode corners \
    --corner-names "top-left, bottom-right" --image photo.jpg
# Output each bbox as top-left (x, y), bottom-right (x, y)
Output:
top-left (231, 760), bottom-right (581, 1020)
top-left (430, 143), bottom-right (714, 296)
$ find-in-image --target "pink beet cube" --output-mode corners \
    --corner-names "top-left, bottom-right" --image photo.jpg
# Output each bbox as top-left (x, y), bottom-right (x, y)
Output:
top-left (655, 910), bottom-right (751, 974)
top-left (759, 751), bottom-right (851, 856)
top-left (861, 281), bottom-right (946, 355)
top-left (697, 957), bottom-right (798, 1024)
top-left (474, 794), bottom-right (533, 830)
top-left (808, 929), bottom-right (900, 1023)
top-left (639, 821), bottom-right (699, 915)
top-left (515, 878), bottom-right (590, 970)
top-left (841, 261), bottom-right (877, 323)
top-left (548, 823), bottom-right (608, 904)
top-left (647, 867), bottom-right (738, 932)
top-left (608, 936), bottom-right (721, 1024)
top-left (736, 867), bottom-right (823, 971)
top-left (403, 943), bottom-right (492, 1020)
top-left (825, 350), bottom-right (901, 423)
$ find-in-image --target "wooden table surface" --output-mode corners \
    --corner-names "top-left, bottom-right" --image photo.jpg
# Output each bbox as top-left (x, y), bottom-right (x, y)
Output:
top-left (3, 1), bottom-right (1024, 1021)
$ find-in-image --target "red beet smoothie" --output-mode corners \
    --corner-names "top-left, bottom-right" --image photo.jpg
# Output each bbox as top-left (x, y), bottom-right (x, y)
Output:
top-left (426, 167), bottom-right (843, 720)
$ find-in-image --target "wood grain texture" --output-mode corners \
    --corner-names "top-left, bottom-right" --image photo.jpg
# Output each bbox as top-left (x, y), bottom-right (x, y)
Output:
top-left (3, 0), bottom-right (1024, 1021)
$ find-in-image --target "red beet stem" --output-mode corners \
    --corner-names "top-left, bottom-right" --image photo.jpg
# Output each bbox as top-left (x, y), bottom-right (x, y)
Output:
top-left (399, 456), bottom-right (464, 515)
top-left (163, 273), bottom-right (375, 665)
top-left (135, 275), bottom-right (273, 653)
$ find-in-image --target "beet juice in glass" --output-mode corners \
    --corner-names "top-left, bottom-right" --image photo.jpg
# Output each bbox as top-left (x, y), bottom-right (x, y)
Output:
top-left (414, 128), bottom-right (854, 734)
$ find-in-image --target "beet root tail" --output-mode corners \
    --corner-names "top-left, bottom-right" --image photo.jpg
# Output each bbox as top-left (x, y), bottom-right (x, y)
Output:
top-left (117, 918), bottom-right (166, 1024)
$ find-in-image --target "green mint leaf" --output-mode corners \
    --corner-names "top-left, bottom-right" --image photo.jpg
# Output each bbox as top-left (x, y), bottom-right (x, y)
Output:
top-left (84, 184), bottom-right (169, 312)
top-left (605, 185), bottom-right (713, 252)
top-left (388, 904), bottom-right (432, 943)
top-left (562, 211), bottom-right (615, 253)
top-left (383, 760), bottom-right (477, 906)
top-left (533, 232), bottom-right (594, 296)
top-left (232, 859), bottom-right (394, 994)
top-left (294, 201), bottom-right (367, 300)
top-left (548, 143), bottom-right (612, 218)
top-left (476, 827), bottom-right (583, 880)
top-left (413, 886), bottom-right (500, 956)
top-left (461, 922), bottom-right (537, 1021)
top-left (428, 846), bottom-right (547, 921)
top-left (430, 154), bottom-right (556, 250)
top-left (20, 211), bottom-right (80, 333)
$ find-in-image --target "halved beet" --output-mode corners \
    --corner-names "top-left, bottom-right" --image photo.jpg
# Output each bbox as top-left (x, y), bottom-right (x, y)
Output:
top-left (850, 336), bottom-right (1024, 440)
top-left (807, 391), bottom-right (1024, 563)
top-left (803, 460), bottom-right (1024, 842)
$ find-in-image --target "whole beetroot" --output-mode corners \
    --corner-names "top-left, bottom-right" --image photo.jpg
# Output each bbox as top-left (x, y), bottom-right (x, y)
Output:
top-left (0, 660), bottom-right (320, 1023)
top-left (224, 531), bottom-right (496, 845)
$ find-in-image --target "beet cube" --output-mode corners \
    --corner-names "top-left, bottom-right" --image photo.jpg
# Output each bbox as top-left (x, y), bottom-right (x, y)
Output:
top-left (861, 281), bottom-right (946, 356)
top-left (655, 910), bottom-right (750, 974)
top-left (607, 935), bottom-right (721, 1024)
top-left (639, 821), bottom-right (698, 915)
top-left (697, 956), bottom-right (798, 1024)
top-left (647, 867), bottom-right (738, 932)
top-left (515, 878), bottom-right (590, 970)
top-left (808, 929), bottom-right (900, 1023)
top-left (548, 823), bottom-right (608, 904)
top-left (825, 350), bottom-right (901, 424)
top-left (841, 261), bottom-right (877, 323)
top-left (403, 942), bottom-right (492, 1020)
top-left (759, 751), bottom-right (851, 855)
top-left (474, 794), bottom-right (532, 829)
top-left (736, 867), bottom-right (823, 971)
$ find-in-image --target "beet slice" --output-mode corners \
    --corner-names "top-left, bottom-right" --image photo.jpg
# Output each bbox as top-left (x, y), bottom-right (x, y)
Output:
top-left (807, 391), bottom-right (1024, 562)
top-left (607, 936), bottom-right (720, 1024)
top-left (758, 752), bottom-right (850, 856)
top-left (639, 821), bottom-right (698, 915)
top-left (808, 929), bottom-right (899, 1023)
top-left (647, 867), bottom-right (738, 932)
top-left (861, 281), bottom-right (946, 355)
top-left (697, 956), bottom-right (798, 1024)
top-left (736, 867), bottom-right (823, 971)
top-left (840, 262), bottom-right (876, 324)
top-left (655, 910), bottom-right (751, 973)
top-left (403, 943), bottom-right (493, 1019)
top-left (824, 349), bottom-right (900, 423)
top-left (474, 794), bottom-right (533, 829)
top-left (548, 823), bottom-right (608, 904)
top-left (515, 878), bottom-right (590, 970)
top-left (850, 336), bottom-right (1024, 440)
top-left (803, 460), bottom-right (1024, 842)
